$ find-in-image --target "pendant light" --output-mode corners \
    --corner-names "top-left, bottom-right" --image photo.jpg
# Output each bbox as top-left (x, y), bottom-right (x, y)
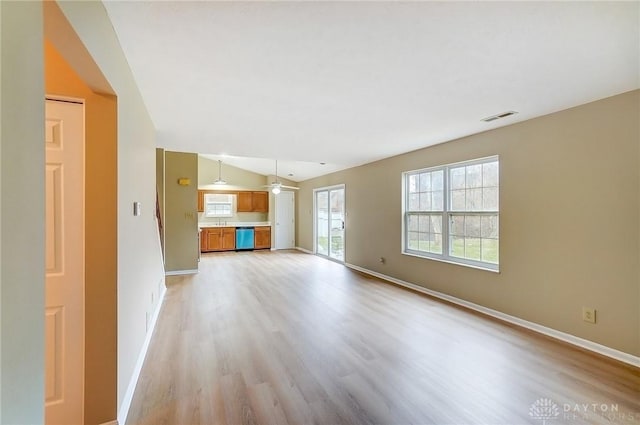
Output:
top-left (213, 160), bottom-right (227, 185)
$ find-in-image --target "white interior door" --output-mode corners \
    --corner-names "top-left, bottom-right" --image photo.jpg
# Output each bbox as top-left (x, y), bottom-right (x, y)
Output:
top-left (45, 99), bottom-right (85, 425)
top-left (275, 191), bottom-right (295, 249)
top-left (315, 185), bottom-right (345, 262)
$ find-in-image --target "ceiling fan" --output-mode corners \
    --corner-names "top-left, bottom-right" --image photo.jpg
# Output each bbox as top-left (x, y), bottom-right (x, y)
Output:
top-left (263, 160), bottom-right (299, 194)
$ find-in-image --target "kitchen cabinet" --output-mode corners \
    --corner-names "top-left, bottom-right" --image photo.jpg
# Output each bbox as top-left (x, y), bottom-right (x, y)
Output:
top-left (237, 191), bottom-right (269, 213)
top-left (237, 192), bottom-right (253, 212)
top-left (254, 226), bottom-right (271, 249)
top-left (201, 227), bottom-right (236, 252)
top-left (199, 190), bottom-right (268, 213)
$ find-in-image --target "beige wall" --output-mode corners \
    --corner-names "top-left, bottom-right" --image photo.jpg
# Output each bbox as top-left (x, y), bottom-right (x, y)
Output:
top-left (0, 2), bottom-right (45, 423)
top-left (298, 90), bottom-right (640, 357)
top-left (165, 152), bottom-right (199, 272)
top-left (53, 1), bottom-right (166, 417)
top-left (198, 156), bottom-right (268, 190)
top-left (44, 38), bottom-right (118, 425)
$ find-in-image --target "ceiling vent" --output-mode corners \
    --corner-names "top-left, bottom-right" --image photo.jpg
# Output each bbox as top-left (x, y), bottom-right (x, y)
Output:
top-left (482, 111), bottom-right (518, 122)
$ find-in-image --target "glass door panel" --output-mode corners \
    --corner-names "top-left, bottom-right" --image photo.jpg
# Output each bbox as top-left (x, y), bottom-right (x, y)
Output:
top-left (329, 188), bottom-right (345, 261)
top-left (316, 191), bottom-right (329, 256)
top-left (315, 185), bottom-right (345, 262)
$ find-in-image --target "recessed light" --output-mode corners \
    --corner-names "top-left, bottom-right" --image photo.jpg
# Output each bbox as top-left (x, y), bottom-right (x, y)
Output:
top-left (482, 111), bottom-right (518, 122)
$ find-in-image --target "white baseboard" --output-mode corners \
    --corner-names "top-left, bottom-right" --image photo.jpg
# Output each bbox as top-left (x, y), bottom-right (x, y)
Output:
top-left (345, 263), bottom-right (640, 368)
top-left (295, 246), bottom-right (313, 254)
top-left (99, 421), bottom-right (118, 425)
top-left (165, 269), bottom-right (198, 276)
top-left (117, 282), bottom-right (167, 425)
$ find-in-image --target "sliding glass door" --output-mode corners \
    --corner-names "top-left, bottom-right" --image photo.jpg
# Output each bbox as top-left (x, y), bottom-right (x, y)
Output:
top-left (315, 185), bottom-right (345, 262)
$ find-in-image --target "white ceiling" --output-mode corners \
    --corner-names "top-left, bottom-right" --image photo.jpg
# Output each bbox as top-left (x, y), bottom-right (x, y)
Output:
top-left (103, 1), bottom-right (639, 181)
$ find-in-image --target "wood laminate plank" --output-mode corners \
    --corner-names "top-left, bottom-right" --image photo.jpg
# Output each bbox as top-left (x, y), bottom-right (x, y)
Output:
top-left (127, 251), bottom-right (640, 425)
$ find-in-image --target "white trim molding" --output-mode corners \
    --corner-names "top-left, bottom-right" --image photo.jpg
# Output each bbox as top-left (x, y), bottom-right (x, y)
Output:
top-left (117, 283), bottom-right (167, 425)
top-left (99, 421), bottom-right (118, 425)
top-left (165, 269), bottom-right (198, 276)
top-left (295, 246), bottom-right (313, 254)
top-left (345, 263), bottom-right (640, 368)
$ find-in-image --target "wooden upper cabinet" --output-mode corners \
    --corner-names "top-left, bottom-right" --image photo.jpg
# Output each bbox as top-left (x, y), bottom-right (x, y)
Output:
top-left (237, 191), bottom-right (269, 213)
top-left (237, 192), bottom-right (253, 212)
top-left (252, 191), bottom-right (268, 212)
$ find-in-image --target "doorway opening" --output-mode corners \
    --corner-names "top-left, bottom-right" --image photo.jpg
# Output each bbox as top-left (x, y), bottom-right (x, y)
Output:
top-left (314, 185), bottom-right (345, 262)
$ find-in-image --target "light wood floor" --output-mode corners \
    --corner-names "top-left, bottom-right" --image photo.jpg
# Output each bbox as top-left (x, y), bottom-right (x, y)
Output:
top-left (127, 250), bottom-right (639, 425)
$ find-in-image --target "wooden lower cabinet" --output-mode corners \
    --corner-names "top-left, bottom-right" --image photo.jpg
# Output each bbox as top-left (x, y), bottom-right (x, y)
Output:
top-left (221, 228), bottom-right (235, 250)
top-left (201, 227), bottom-right (236, 252)
top-left (254, 226), bottom-right (271, 250)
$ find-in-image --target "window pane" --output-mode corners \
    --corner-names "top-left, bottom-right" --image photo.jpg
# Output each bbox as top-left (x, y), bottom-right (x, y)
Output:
top-left (430, 215), bottom-right (442, 234)
top-left (466, 164), bottom-right (482, 188)
top-left (465, 238), bottom-right (481, 260)
top-left (419, 193), bottom-right (431, 211)
top-left (408, 215), bottom-right (418, 231)
top-left (450, 215), bottom-right (464, 236)
top-left (465, 215), bottom-right (481, 237)
top-left (409, 193), bottom-right (419, 210)
top-left (481, 215), bottom-right (499, 238)
top-left (450, 167), bottom-right (465, 190)
top-left (482, 187), bottom-right (498, 211)
top-left (419, 232), bottom-right (430, 252)
top-left (451, 236), bottom-right (465, 258)
top-left (419, 173), bottom-right (431, 192)
top-left (481, 239), bottom-right (499, 263)
top-left (451, 190), bottom-right (465, 210)
top-left (409, 174), bottom-right (418, 193)
top-left (430, 233), bottom-right (443, 254)
top-left (466, 188), bottom-right (482, 210)
top-left (408, 232), bottom-right (419, 250)
top-left (483, 162), bottom-right (498, 187)
top-left (431, 170), bottom-right (444, 191)
top-left (418, 215), bottom-right (430, 233)
top-left (432, 190), bottom-right (443, 211)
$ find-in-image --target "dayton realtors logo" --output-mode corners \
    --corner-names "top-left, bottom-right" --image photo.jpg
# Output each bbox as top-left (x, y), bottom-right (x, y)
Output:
top-left (529, 398), bottom-right (560, 424)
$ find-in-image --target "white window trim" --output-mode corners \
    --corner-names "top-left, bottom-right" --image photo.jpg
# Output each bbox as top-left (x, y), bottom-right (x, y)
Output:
top-left (401, 155), bottom-right (499, 272)
top-left (204, 194), bottom-right (236, 218)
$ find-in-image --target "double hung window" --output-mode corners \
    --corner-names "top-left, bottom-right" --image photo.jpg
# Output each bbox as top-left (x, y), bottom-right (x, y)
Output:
top-left (403, 156), bottom-right (499, 271)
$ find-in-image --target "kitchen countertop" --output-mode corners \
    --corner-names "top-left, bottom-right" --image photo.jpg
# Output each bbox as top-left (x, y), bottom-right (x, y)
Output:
top-left (199, 222), bottom-right (271, 228)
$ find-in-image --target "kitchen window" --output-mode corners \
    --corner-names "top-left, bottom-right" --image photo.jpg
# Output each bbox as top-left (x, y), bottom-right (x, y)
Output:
top-left (403, 156), bottom-right (499, 271)
top-left (204, 193), bottom-right (235, 218)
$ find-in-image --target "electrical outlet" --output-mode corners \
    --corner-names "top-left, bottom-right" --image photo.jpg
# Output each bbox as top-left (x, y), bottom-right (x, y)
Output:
top-left (582, 307), bottom-right (596, 324)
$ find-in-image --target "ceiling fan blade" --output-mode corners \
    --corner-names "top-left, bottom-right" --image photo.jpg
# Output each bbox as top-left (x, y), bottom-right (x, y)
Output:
top-left (281, 185), bottom-right (300, 190)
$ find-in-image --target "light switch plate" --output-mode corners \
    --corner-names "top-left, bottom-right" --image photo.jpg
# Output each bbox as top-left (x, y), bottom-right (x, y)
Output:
top-left (133, 202), bottom-right (142, 216)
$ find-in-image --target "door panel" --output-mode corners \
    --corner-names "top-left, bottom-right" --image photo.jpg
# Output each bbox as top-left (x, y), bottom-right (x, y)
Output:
top-left (45, 99), bottom-right (84, 425)
top-left (315, 186), bottom-right (345, 262)
top-left (316, 191), bottom-right (329, 255)
top-left (275, 191), bottom-right (295, 249)
top-left (329, 188), bottom-right (345, 261)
